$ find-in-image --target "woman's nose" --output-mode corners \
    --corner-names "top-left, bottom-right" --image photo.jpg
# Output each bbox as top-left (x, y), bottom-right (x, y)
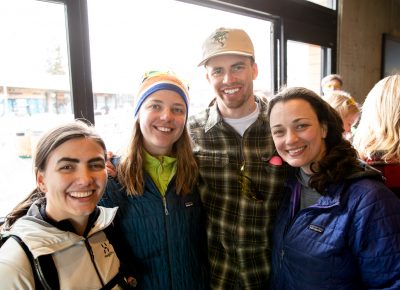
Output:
top-left (286, 130), bottom-right (298, 144)
top-left (160, 109), bottom-right (173, 121)
top-left (76, 168), bottom-right (94, 185)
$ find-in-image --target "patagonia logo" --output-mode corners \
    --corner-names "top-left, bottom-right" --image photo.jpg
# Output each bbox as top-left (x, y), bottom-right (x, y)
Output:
top-left (308, 224), bottom-right (324, 234)
top-left (185, 201), bottom-right (194, 207)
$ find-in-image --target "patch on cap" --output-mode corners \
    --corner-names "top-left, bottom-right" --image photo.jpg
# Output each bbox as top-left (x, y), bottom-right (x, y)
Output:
top-left (198, 27), bottom-right (255, 66)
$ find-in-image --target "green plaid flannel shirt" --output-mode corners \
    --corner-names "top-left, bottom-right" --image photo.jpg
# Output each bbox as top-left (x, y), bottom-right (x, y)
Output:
top-left (189, 96), bottom-right (287, 290)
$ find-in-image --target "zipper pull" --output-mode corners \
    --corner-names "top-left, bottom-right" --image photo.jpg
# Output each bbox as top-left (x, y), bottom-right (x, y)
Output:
top-left (162, 196), bottom-right (169, 215)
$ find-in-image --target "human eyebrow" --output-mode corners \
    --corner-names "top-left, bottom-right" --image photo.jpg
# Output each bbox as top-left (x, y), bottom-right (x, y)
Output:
top-left (293, 117), bottom-right (310, 123)
top-left (57, 157), bottom-right (79, 164)
top-left (231, 61), bottom-right (246, 67)
top-left (57, 157), bottom-right (105, 164)
top-left (88, 157), bottom-right (106, 163)
top-left (147, 99), bottom-right (163, 104)
top-left (271, 124), bottom-right (283, 129)
top-left (210, 66), bottom-right (223, 73)
top-left (172, 102), bottom-right (185, 107)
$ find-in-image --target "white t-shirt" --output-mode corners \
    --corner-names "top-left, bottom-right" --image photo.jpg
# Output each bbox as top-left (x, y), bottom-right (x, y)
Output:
top-left (224, 102), bottom-right (260, 136)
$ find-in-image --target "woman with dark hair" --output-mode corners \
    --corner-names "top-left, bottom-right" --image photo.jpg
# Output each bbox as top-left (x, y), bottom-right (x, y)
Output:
top-left (0, 120), bottom-right (135, 289)
top-left (268, 87), bottom-right (400, 289)
top-left (99, 71), bottom-right (209, 290)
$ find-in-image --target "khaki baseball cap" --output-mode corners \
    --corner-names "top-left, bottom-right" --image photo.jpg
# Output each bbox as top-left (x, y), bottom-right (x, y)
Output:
top-left (198, 27), bottom-right (255, 66)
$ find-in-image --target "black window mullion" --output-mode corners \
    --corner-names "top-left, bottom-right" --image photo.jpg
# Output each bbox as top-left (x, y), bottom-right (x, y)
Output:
top-left (64, 0), bottom-right (94, 123)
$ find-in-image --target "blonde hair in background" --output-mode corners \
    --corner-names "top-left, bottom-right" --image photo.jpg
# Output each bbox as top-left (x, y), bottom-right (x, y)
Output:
top-left (353, 75), bottom-right (400, 162)
top-left (323, 90), bottom-right (359, 120)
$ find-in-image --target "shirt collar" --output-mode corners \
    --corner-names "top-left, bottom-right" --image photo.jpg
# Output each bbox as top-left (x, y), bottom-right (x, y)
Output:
top-left (204, 95), bottom-right (268, 133)
top-left (143, 150), bottom-right (177, 170)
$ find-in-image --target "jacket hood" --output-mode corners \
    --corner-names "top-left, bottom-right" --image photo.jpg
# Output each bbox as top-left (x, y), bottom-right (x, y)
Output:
top-left (346, 160), bottom-right (383, 181)
top-left (285, 160), bottom-right (385, 208)
top-left (287, 160), bottom-right (384, 187)
top-left (322, 160), bottom-right (384, 204)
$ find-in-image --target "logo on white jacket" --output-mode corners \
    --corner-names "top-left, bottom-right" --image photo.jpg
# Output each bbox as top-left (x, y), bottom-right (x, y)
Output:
top-left (101, 242), bottom-right (115, 258)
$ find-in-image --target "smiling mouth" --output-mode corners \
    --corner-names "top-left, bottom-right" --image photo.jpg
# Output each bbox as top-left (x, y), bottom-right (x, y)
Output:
top-left (156, 126), bottom-right (173, 132)
top-left (223, 88), bottom-right (240, 95)
top-left (287, 146), bottom-right (306, 155)
top-left (69, 191), bottom-right (94, 198)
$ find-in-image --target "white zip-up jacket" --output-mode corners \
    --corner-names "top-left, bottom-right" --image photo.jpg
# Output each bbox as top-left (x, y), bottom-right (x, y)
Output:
top-left (0, 201), bottom-right (122, 290)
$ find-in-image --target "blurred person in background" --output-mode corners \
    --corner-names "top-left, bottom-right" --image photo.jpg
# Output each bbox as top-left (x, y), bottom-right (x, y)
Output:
top-left (321, 73), bottom-right (343, 96)
top-left (322, 90), bottom-right (360, 140)
top-left (353, 74), bottom-right (400, 197)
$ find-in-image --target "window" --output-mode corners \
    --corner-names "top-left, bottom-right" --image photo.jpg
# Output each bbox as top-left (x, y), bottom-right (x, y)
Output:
top-left (0, 0), bottom-right (337, 218)
top-left (304, 0), bottom-right (336, 10)
top-left (286, 40), bottom-right (324, 94)
top-left (87, 0), bottom-right (274, 153)
top-left (0, 0), bottom-right (73, 217)
top-left (381, 33), bottom-right (400, 77)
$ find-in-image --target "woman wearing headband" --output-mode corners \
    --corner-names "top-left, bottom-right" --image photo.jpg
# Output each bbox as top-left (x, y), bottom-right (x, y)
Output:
top-left (100, 71), bottom-right (209, 290)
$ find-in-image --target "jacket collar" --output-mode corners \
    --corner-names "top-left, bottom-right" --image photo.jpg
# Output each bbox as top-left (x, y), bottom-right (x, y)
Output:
top-left (7, 199), bottom-right (118, 257)
top-left (290, 160), bottom-right (384, 210)
top-left (291, 181), bottom-right (341, 216)
top-left (36, 199), bottom-right (100, 236)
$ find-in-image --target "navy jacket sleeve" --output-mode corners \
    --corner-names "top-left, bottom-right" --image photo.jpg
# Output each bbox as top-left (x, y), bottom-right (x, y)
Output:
top-left (350, 180), bottom-right (400, 289)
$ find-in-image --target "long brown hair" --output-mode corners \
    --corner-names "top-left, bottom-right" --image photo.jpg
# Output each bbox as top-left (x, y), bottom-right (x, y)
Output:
top-left (117, 117), bottom-right (198, 196)
top-left (2, 120), bottom-right (106, 230)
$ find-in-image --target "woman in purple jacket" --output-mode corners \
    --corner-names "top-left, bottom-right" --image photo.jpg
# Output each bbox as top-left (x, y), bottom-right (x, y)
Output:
top-left (267, 87), bottom-right (400, 290)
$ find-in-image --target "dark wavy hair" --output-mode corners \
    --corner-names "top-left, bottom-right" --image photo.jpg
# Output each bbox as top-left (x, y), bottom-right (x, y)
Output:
top-left (267, 87), bottom-right (360, 193)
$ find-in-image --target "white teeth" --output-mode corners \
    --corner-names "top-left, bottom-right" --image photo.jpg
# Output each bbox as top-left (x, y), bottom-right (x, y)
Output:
top-left (69, 191), bottom-right (93, 198)
top-left (288, 147), bottom-right (305, 154)
top-left (158, 127), bottom-right (172, 132)
top-left (223, 88), bottom-right (239, 94)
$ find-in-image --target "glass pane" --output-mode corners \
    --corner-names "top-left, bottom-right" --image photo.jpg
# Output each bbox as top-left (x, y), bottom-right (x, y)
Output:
top-left (286, 40), bottom-right (323, 94)
top-left (0, 0), bottom-right (73, 217)
top-left (88, 0), bottom-right (273, 153)
top-left (305, 0), bottom-right (336, 10)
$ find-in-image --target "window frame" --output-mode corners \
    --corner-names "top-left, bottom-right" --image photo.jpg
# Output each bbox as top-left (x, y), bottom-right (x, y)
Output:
top-left (56, 0), bottom-right (338, 122)
top-left (42, 0), bottom-right (94, 123)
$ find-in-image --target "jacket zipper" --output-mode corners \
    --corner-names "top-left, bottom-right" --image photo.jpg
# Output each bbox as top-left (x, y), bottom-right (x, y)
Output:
top-left (162, 195), bottom-right (175, 289)
top-left (162, 196), bottom-right (169, 215)
top-left (85, 239), bottom-right (105, 287)
top-left (279, 205), bottom-right (333, 269)
top-left (279, 248), bottom-right (285, 269)
top-left (280, 209), bottom-right (301, 269)
top-left (33, 259), bottom-right (52, 290)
